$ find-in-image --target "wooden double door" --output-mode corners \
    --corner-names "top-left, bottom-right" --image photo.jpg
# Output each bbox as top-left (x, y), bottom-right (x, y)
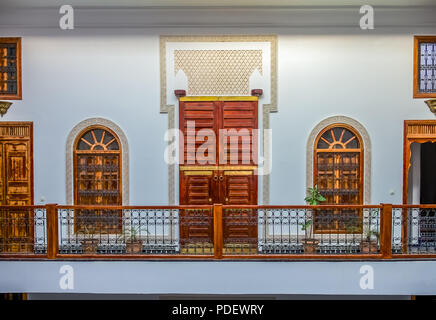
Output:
top-left (0, 122), bottom-right (34, 253)
top-left (178, 97), bottom-right (258, 248)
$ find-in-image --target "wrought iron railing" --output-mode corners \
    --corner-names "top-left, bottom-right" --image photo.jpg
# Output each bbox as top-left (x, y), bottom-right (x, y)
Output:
top-left (56, 205), bottom-right (213, 257)
top-left (0, 206), bottom-right (47, 256)
top-left (392, 205), bottom-right (436, 256)
top-left (0, 203), bottom-right (436, 259)
top-left (220, 205), bottom-right (383, 257)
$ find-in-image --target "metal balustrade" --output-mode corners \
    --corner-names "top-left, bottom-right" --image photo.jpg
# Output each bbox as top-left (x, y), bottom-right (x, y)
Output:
top-left (0, 203), bottom-right (435, 259)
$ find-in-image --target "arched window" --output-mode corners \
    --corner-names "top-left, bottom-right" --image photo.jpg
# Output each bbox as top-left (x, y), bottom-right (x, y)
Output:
top-left (314, 124), bottom-right (364, 232)
top-left (74, 126), bottom-right (122, 206)
top-left (73, 126), bottom-right (122, 233)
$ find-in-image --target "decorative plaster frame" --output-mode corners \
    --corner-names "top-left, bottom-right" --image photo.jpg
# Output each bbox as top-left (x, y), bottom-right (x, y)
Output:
top-left (306, 116), bottom-right (372, 204)
top-left (65, 118), bottom-right (130, 205)
top-left (160, 35), bottom-right (277, 204)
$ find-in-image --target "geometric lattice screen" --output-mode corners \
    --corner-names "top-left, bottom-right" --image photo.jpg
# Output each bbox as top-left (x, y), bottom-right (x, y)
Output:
top-left (419, 41), bottom-right (436, 93)
top-left (0, 38), bottom-right (21, 100)
top-left (174, 50), bottom-right (262, 96)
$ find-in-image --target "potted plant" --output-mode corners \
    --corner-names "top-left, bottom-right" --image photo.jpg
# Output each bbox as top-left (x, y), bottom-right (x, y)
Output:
top-left (360, 229), bottom-right (379, 253)
top-left (302, 185), bottom-right (326, 254)
top-left (124, 225), bottom-right (143, 254)
top-left (78, 225), bottom-right (99, 254)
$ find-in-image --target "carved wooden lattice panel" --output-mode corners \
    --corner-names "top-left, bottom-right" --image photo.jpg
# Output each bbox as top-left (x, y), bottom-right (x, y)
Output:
top-left (0, 122), bottom-right (33, 253)
top-left (175, 50), bottom-right (262, 96)
top-left (74, 127), bottom-right (122, 234)
top-left (314, 125), bottom-right (363, 233)
top-left (407, 123), bottom-right (436, 138)
top-left (0, 38), bottom-right (21, 100)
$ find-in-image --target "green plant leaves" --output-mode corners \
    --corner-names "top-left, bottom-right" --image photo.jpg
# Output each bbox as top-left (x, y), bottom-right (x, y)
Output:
top-left (305, 184), bottom-right (326, 205)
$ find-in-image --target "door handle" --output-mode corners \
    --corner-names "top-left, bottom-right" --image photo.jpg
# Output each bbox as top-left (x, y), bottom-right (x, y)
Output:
top-left (219, 176), bottom-right (224, 181)
top-left (225, 197), bottom-right (229, 202)
top-left (213, 175), bottom-right (218, 181)
top-left (209, 198), bottom-right (212, 203)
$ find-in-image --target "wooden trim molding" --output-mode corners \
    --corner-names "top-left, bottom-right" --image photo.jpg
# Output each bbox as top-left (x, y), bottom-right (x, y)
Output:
top-left (413, 36), bottom-right (436, 99)
top-left (179, 96), bottom-right (258, 102)
top-left (0, 37), bottom-right (21, 100)
top-left (307, 116), bottom-right (372, 204)
top-left (65, 118), bottom-right (129, 205)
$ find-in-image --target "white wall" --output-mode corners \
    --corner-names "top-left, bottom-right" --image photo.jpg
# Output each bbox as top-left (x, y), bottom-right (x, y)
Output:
top-left (1, 27), bottom-right (435, 205)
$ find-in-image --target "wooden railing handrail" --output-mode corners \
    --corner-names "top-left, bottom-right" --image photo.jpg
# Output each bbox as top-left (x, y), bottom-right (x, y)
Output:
top-left (55, 205), bottom-right (213, 210)
top-left (0, 205), bottom-right (46, 209)
top-left (1, 203), bottom-right (436, 209)
top-left (3, 202), bottom-right (436, 259)
top-left (392, 204), bottom-right (436, 209)
top-left (222, 204), bottom-right (384, 209)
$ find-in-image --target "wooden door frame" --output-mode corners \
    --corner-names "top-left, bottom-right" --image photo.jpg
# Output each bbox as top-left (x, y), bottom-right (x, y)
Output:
top-left (402, 120), bottom-right (436, 254)
top-left (178, 96), bottom-right (259, 205)
top-left (402, 120), bottom-right (436, 204)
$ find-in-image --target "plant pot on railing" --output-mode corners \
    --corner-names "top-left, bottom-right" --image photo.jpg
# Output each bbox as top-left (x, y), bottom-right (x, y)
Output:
top-left (123, 225), bottom-right (144, 254)
top-left (359, 230), bottom-right (380, 253)
top-left (78, 225), bottom-right (99, 254)
top-left (359, 240), bottom-right (378, 253)
top-left (302, 185), bottom-right (326, 254)
top-left (80, 238), bottom-right (99, 254)
top-left (301, 238), bottom-right (319, 254)
top-left (126, 240), bottom-right (143, 254)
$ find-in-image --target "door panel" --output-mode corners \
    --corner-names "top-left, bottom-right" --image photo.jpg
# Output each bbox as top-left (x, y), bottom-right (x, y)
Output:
top-left (5, 141), bottom-right (31, 205)
top-left (0, 123), bottom-right (34, 253)
top-left (221, 171), bottom-right (256, 205)
top-left (179, 170), bottom-right (215, 247)
top-left (221, 170), bottom-right (257, 249)
top-left (180, 101), bottom-right (219, 165)
top-left (180, 170), bottom-right (215, 205)
top-left (220, 101), bottom-right (257, 166)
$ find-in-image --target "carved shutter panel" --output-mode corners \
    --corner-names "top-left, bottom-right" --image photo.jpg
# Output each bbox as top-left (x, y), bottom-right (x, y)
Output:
top-left (220, 101), bottom-right (258, 166)
top-left (5, 141), bottom-right (31, 205)
top-left (180, 171), bottom-right (215, 205)
top-left (221, 171), bottom-right (257, 251)
top-left (179, 101), bottom-right (218, 165)
top-left (179, 171), bottom-right (215, 249)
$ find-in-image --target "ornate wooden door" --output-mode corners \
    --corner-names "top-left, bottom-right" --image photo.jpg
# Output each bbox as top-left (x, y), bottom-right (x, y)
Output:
top-left (179, 97), bottom-right (258, 251)
top-left (0, 122), bottom-right (34, 253)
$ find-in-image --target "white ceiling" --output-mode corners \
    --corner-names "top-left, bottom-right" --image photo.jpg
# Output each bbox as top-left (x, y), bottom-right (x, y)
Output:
top-left (2, 0), bottom-right (436, 7)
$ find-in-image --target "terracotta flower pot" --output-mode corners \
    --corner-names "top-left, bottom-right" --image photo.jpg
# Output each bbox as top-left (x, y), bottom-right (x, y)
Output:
top-left (302, 238), bottom-right (319, 254)
top-left (81, 239), bottom-right (99, 254)
top-left (126, 240), bottom-right (143, 254)
top-left (360, 240), bottom-right (378, 253)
